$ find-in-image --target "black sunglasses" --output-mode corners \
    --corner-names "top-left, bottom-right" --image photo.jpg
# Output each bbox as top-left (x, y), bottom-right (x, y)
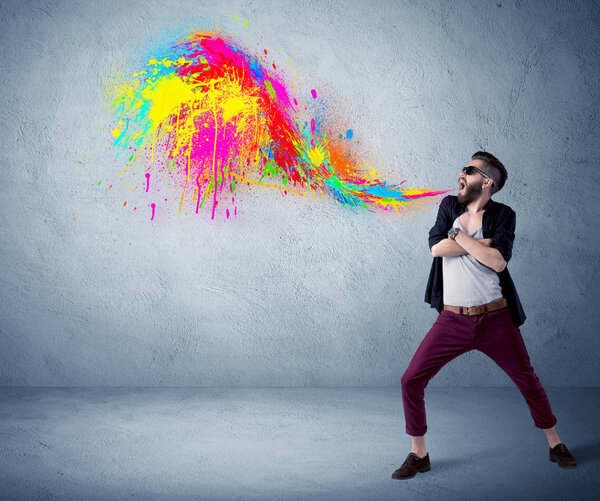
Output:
top-left (462, 166), bottom-right (494, 185)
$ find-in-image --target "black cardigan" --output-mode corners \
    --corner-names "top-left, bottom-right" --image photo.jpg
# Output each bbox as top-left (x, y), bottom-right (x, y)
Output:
top-left (424, 195), bottom-right (526, 327)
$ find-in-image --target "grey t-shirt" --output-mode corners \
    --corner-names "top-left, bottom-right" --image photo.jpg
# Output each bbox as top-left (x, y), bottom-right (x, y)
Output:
top-left (442, 217), bottom-right (503, 307)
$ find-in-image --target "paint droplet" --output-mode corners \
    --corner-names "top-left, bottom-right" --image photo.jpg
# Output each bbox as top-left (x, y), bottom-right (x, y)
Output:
top-left (293, 98), bottom-right (298, 106)
top-left (123, 201), bottom-right (127, 207)
top-left (112, 128), bottom-right (121, 138)
top-left (311, 89), bottom-right (317, 99)
top-left (311, 118), bottom-right (315, 135)
top-left (346, 129), bottom-right (353, 139)
top-left (150, 203), bottom-right (156, 221)
top-left (98, 180), bottom-right (102, 186)
top-left (145, 172), bottom-right (150, 192)
top-left (226, 208), bottom-right (230, 219)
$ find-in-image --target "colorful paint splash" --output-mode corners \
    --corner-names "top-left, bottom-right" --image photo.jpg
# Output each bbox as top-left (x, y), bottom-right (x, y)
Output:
top-left (107, 31), bottom-right (449, 219)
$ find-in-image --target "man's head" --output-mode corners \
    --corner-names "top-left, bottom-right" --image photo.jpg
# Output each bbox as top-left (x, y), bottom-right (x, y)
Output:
top-left (457, 151), bottom-right (507, 205)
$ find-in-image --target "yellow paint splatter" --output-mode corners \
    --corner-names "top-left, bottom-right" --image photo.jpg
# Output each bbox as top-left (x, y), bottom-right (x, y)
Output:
top-left (141, 74), bottom-right (198, 128)
top-left (307, 146), bottom-right (325, 166)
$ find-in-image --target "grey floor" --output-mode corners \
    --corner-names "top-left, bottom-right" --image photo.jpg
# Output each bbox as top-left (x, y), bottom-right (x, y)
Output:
top-left (1, 387), bottom-right (598, 500)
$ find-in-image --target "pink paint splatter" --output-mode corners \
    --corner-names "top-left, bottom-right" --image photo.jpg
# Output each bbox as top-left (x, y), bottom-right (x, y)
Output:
top-left (150, 203), bottom-right (156, 220)
top-left (311, 89), bottom-right (317, 99)
top-left (145, 172), bottom-right (150, 192)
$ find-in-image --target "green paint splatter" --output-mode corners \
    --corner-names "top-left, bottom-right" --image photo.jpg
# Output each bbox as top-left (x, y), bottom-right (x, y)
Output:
top-left (264, 80), bottom-right (277, 101)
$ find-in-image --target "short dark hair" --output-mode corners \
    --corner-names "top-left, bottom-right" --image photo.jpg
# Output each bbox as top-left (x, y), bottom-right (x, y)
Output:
top-left (471, 151), bottom-right (507, 193)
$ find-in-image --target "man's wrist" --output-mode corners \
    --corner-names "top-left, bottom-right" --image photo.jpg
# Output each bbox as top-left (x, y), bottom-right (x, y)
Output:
top-left (454, 229), bottom-right (467, 245)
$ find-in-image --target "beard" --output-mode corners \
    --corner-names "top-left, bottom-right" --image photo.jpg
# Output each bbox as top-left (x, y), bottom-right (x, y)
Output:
top-left (457, 180), bottom-right (483, 206)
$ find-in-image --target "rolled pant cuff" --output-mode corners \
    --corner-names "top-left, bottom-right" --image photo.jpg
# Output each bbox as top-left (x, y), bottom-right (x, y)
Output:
top-left (534, 417), bottom-right (558, 430)
top-left (406, 427), bottom-right (427, 436)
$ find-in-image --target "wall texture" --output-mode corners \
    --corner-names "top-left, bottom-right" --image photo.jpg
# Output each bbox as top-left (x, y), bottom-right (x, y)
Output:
top-left (1, 0), bottom-right (599, 386)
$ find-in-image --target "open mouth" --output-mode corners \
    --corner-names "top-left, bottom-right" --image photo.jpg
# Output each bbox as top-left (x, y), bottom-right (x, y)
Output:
top-left (459, 179), bottom-right (466, 190)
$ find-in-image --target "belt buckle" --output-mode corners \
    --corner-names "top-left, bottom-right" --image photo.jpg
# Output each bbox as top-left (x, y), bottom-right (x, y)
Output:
top-left (466, 305), bottom-right (482, 316)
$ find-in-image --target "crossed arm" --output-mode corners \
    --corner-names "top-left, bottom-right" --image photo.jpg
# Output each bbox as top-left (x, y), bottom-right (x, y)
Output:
top-left (431, 233), bottom-right (507, 273)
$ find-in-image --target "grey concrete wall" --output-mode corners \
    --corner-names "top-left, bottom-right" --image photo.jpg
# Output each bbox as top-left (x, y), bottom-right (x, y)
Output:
top-left (1, 0), bottom-right (599, 386)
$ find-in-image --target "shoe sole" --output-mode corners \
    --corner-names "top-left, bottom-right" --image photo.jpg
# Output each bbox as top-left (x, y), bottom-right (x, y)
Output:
top-left (549, 457), bottom-right (578, 468)
top-left (392, 465), bottom-right (431, 480)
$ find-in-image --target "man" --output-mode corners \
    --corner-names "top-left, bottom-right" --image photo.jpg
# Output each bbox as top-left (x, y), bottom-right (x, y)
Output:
top-left (392, 151), bottom-right (577, 480)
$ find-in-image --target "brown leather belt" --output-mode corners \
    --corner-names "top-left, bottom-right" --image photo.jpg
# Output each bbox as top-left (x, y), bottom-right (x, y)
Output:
top-left (443, 298), bottom-right (507, 316)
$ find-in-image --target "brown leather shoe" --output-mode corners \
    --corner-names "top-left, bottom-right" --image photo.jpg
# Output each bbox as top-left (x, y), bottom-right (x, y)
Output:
top-left (392, 452), bottom-right (430, 479)
top-left (549, 443), bottom-right (578, 468)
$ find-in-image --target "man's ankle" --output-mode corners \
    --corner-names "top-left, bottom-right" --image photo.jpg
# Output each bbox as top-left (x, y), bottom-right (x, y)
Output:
top-left (411, 449), bottom-right (427, 459)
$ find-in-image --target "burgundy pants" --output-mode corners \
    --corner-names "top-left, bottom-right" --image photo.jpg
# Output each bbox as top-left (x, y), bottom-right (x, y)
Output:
top-left (401, 306), bottom-right (557, 436)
